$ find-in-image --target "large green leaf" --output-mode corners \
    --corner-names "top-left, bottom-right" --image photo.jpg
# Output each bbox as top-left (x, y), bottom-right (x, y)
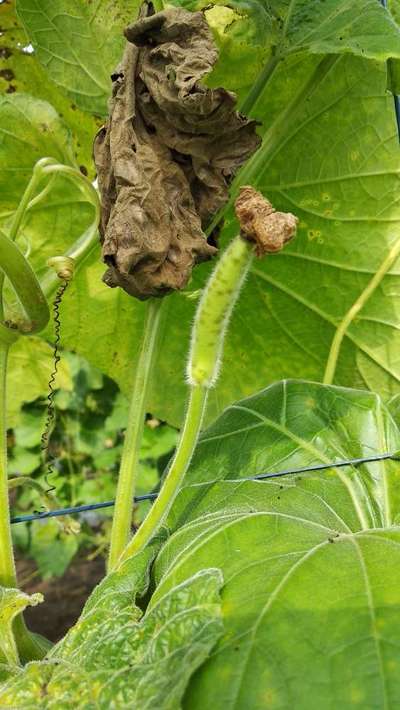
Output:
top-left (146, 380), bottom-right (400, 708)
top-left (0, 540), bottom-right (223, 709)
top-left (16, 0), bottom-right (142, 116)
top-left (59, 52), bottom-right (400, 426)
top-left (0, 1), bottom-right (100, 175)
top-left (169, 0), bottom-right (400, 102)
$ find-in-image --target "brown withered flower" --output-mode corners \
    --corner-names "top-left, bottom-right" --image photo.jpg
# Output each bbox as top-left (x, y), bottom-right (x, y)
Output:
top-left (235, 186), bottom-right (298, 257)
top-left (94, 4), bottom-right (261, 300)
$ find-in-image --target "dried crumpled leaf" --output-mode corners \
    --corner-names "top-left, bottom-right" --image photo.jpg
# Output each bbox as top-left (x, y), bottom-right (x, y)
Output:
top-left (94, 5), bottom-right (261, 300)
top-left (235, 186), bottom-right (298, 256)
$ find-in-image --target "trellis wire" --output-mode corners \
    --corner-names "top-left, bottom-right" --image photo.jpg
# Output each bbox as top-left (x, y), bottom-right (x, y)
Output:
top-left (10, 451), bottom-right (400, 524)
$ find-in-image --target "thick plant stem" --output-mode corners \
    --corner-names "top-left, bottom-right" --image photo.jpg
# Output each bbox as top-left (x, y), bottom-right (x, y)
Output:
top-left (108, 299), bottom-right (164, 571)
top-left (0, 342), bottom-right (47, 662)
top-left (7, 158), bottom-right (56, 244)
top-left (119, 236), bottom-right (255, 565)
top-left (119, 384), bottom-right (208, 564)
top-left (0, 343), bottom-right (16, 590)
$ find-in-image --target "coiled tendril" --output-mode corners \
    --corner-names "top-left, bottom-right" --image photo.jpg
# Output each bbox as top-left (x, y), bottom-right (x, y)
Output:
top-left (40, 280), bottom-right (69, 494)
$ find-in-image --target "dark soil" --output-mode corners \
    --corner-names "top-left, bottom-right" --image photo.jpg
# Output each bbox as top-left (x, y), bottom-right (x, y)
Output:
top-left (16, 552), bottom-right (106, 643)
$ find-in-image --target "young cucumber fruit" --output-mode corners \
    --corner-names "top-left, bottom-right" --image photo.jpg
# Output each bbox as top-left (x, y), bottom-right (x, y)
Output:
top-left (187, 235), bottom-right (253, 388)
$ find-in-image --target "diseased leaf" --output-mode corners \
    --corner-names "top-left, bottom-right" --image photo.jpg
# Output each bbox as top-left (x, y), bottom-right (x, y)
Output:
top-left (0, 557), bottom-right (224, 709)
top-left (16, 0), bottom-right (143, 116)
top-left (148, 381), bottom-right (400, 709)
top-left (95, 7), bottom-right (259, 299)
top-left (0, 587), bottom-right (42, 666)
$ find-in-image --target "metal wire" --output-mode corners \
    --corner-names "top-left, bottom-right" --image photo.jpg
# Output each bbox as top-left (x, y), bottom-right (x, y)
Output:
top-left (10, 451), bottom-right (400, 524)
top-left (40, 280), bottom-right (69, 494)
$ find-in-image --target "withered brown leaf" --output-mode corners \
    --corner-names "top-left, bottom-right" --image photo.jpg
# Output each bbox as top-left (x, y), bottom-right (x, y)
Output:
top-left (94, 4), bottom-right (261, 300)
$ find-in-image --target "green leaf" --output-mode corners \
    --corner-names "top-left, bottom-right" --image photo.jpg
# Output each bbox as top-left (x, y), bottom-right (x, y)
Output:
top-left (147, 380), bottom-right (400, 708)
top-left (243, 0), bottom-right (400, 59)
top-left (0, 0), bottom-right (100, 175)
top-left (0, 92), bottom-right (74, 210)
top-left (0, 665), bottom-right (16, 685)
top-left (59, 52), bottom-right (400, 426)
top-left (8, 447), bottom-right (40, 475)
top-left (0, 94), bottom-right (96, 276)
top-left (13, 408), bottom-right (46, 448)
top-left (0, 587), bottom-right (42, 666)
top-left (0, 549), bottom-right (223, 708)
top-left (0, 93), bottom-right (95, 423)
top-left (168, 0), bottom-right (400, 103)
top-left (28, 519), bottom-right (79, 579)
top-left (141, 425), bottom-right (178, 460)
top-left (16, 0), bottom-right (142, 116)
top-left (7, 337), bottom-right (71, 427)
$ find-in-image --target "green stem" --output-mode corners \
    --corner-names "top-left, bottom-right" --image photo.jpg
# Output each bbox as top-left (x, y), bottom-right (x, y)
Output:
top-left (40, 223), bottom-right (99, 300)
top-left (39, 164), bottom-right (100, 299)
top-left (0, 231), bottom-right (50, 334)
top-left (324, 234), bottom-right (400, 384)
top-left (108, 299), bottom-right (164, 571)
top-left (0, 342), bottom-right (47, 663)
top-left (7, 158), bottom-right (57, 245)
top-left (240, 53), bottom-right (280, 116)
top-left (3, 158), bottom-right (100, 314)
top-left (119, 384), bottom-right (208, 564)
top-left (119, 236), bottom-right (255, 565)
top-left (0, 343), bottom-right (16, 590)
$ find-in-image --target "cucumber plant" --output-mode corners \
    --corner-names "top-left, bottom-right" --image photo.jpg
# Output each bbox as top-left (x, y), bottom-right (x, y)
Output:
top-left (1, 0), bottom-right (400, 707)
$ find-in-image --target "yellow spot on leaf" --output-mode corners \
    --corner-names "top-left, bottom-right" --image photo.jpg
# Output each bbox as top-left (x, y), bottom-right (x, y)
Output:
top-left (308, 229), bottom-right (321, 241)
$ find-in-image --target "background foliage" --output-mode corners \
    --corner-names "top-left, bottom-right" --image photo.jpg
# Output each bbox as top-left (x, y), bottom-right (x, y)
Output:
top-left (2, 1), bottom-right (400, 707)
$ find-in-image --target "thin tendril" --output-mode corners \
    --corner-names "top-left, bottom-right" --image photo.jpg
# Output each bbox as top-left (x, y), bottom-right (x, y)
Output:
top-left (40, 280), bottom-right (69, 494)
